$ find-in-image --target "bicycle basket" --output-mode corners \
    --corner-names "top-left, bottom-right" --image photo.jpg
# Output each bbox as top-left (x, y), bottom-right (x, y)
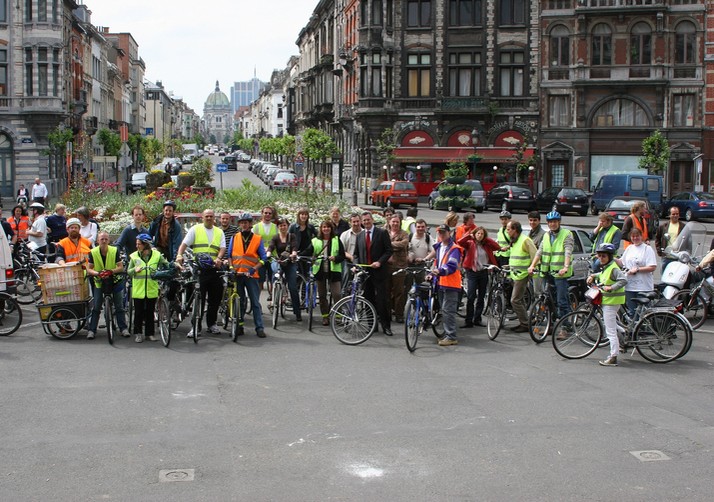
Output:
top-left (584, 286), bottom-right (602, 305)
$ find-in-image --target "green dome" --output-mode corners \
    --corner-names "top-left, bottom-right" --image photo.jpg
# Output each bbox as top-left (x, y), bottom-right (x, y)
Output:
top-left (205, 80), bottom-right (230, 108)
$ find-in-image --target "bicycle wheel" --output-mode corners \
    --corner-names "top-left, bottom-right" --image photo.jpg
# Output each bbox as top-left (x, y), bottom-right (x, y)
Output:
top-left (307, 281), bottom-right (315, 332)
top-left (671, 289), bottom-right (707, 330)
top-left (404, 300), bottom-right (419, 352)
top-left (486, 294), bottom-right (505, 341)
top-left (0, 295), bottom-right (22, 336)
top-left (296, 274), bottom-right (308, 310)
top-left (330, 296), bottom-right (377, 345)
top-left (635, 311), bottom-right (691, 363)
top-left (191, 290), bottom-right (201, 344)
top-left (551, 310), bottom-right (603, 359)
top-left (14, 269), bottom-right (41, 305)
top-left (231, 294), bottom-right (241, 342)
top-left (430, 295), bottom-right (444, 338)
top-left (104, 296), bottom-right (114, 345)
top-left (528, 297), bottom-right (551, 344)
top-left (158, 296), bottom-right (171, 347)
top-left (271, 282), bottom-right (282, 329)
top-left (279, 283), bottom-right (288, 319)
top-left (125, 283), bottom-right (134, 332)
top-left (45, 307), bottom-right (81, 339)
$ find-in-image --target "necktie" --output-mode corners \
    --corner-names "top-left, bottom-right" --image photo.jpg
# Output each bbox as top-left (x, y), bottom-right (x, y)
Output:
top-left (366, 230), bottom-right (372, 264)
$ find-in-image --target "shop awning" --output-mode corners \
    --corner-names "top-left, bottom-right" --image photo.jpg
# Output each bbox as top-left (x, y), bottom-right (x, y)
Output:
top-left (393, 147), bottom-right (535, 163)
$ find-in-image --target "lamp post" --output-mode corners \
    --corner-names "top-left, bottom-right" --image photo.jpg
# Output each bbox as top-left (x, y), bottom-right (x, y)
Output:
top-left (383, 164), bottom-right (388, 181)
top-left (493, 165), bottom-right (498, 184)
top-left (471, 128), bottom-right (479, 179)
top-left (528, 165), bottom-right (535, 191)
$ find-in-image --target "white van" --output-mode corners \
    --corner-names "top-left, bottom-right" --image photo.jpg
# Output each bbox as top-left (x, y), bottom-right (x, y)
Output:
top-left (0, 224), bottom-right (15, 293)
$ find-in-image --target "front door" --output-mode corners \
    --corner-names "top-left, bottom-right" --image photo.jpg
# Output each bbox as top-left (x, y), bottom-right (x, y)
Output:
top-left (0, 134), bottom-right (13, 198)
top-left (670, 161), bottom-right (694, 193)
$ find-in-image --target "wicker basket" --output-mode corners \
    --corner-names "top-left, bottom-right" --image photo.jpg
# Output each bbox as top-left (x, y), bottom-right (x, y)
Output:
top-left (38, 263), bottom-right (90, 304)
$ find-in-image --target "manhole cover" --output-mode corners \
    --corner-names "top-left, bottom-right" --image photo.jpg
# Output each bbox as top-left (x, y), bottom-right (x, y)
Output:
top-left (630, 450), bottom-right (671, 462)
top-left (159, 469), bottom-right (195, 482)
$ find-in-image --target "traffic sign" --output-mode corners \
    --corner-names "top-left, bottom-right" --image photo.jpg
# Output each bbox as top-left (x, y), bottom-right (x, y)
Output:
top-left (216, 163), bottom-right (228, 172)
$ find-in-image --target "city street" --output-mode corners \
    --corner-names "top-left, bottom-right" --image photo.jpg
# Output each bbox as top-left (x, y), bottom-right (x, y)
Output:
top-left (2, 159), bottom-right (714, 500)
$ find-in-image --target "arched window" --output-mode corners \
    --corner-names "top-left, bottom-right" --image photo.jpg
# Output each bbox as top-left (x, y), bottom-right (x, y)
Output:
top-left (591, 23), bottom-right (612, 66)
top-left (592, 99), bottom-right (648, 127)
top-left (630, 22), bottom-right (651, 65)
top-left (550, 25), bottom-right (570, 67)
top-left (675, 21), bottom-right (696, 65)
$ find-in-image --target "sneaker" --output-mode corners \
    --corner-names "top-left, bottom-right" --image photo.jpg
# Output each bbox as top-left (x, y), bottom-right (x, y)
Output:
top-left (462, 321), bottom-right (474, 328)
top-left (120, 329), bottom-right (131, 338)
top-left (86, 330), bottom-right (95, 340)
top-left (146, 335), bottom-right (157, 342)
top-left (208, 325), bottom-right (221, 334)
top-left (599, 355), bottom-right (618, 366)
top-left (134, 334), bottom-right (144, 343)
top-left (256, 328), bottom-right (266, 338)
top-left (187, 328), bottom-right (201, 338)
top-left (438, 337), bottom-right (458, 346)
top-left (511, 324), bottom-right (529, 333)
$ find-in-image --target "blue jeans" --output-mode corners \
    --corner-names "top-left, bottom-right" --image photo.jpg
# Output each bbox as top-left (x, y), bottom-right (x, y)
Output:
top-left (465, 269), bottom-right (488, 323)
top-left (551, 275), bottom-right (572, 319)
top-left (239, 276), bottom-right (264, 330)
top-left (89, 284), bottom-right (127, 333)
top-left (271, 261), bottom-right (301, 318)
top-left (439, 288), bottom-right (459, 339)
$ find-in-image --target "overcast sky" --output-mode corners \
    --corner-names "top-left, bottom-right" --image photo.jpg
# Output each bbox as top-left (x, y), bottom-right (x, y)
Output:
top-left (90, 0), bottom-right (318, 113)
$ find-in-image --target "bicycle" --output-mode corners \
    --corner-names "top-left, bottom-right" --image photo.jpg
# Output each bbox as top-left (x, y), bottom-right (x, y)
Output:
top-left (153, 267), bottom-right (177, 347)
top-left (295, 256), bottom-right (328, 332)
top-left (483, 264), bottom-right (510, 340)
top-left (552, 285), bottom-right (691, 363)
top-left (268, 258), bottom-right (295, 329)
top-left (0, 289), bottom-right (23, 336)
top-left (329, 265), bottom-right (378, 345)
top-left (669, 263), bottom-right (714, 330)
top-left (528, 267), bottom-right (586, 344)
top-left (96, 271), bottom-right (127, 345)
top-left (399, 263), bottom-right (444, 352)
top-left (13, 240), bottom-right (48, 305)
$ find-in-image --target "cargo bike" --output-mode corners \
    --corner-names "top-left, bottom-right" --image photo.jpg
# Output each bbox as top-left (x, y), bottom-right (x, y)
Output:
top-left (34, 263), bottom-right (93, 340)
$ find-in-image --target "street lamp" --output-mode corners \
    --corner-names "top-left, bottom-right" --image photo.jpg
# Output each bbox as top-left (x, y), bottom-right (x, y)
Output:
top-left (493, 165), bottom-right (498, 184)
top-left (383, 164), bottom-right (388, 181)
top-left (528, 165), bottom-right (535, 191)
top-left (471, 127), bottom-right (480, 179)
top-left (416, 164), bottom-right (422, 183)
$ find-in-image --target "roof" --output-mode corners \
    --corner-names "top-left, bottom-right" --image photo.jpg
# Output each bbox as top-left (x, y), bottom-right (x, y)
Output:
top-left (205, 80), bottom-right (230, 108)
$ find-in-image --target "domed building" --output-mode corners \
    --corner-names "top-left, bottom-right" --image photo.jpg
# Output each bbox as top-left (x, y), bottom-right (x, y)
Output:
top-left (203, 81), bottom-right (232, 145)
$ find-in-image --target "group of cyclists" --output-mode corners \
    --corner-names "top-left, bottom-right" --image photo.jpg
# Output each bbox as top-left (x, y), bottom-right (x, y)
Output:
top-left (4, 189), bottom-right (701, 363)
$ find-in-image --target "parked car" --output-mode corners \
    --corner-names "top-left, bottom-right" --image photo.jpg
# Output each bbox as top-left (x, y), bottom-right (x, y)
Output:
top-left (369, 181), bottom-right (418, 208)
top-left (130, 172), bottom-right (148, 193)
top-left (238, 152), bottom-right (251, 162)
top-left (271, 171), bottom-right (299, 189)
top-left (661, 192), bottom-right (714, 221)
top-left (427, 179), bottom-right (485, 212)
top-left (535, 186), bottom-right (589, 216)
top-left (484, 183), bottom-right (537, 213)
top-left (591, 174), bottom-right (664, 216)
top-left (603, 196), bottom-right (658, 235)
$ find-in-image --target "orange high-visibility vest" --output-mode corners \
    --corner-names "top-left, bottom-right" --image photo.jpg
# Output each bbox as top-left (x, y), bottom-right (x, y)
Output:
top-left (230, 233), bottom-right (262, 278)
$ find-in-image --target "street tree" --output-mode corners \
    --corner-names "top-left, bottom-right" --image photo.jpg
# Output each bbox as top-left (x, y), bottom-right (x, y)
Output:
top-left (638, 129), bottom-right (670, 175)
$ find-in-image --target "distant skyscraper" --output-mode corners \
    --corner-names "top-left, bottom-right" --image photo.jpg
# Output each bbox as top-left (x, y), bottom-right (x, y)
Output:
top-left (230, 74), bottom-right (266, 114)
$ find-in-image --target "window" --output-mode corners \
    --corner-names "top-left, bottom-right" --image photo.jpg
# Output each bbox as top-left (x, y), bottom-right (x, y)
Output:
top-left (675, 21), bottom-right (696, 64)
top-left (372, 0), bottom-right (382, 25)
top-left (549, 95), bottom-right (569, 127)
top-left (0, 50), bottom-right (6, 96)
top-left (550, 25), bottom-right (570, 67)
top-left (672, 94), bottom-right (695, 127)
top-left (24, 0), bottom-right (31, 22)
top-left (386, 0), bottom-right (393, 26)
top-left (591, 24), bottom-right (612, 66)
top-left (592, 98), bottom-right (648, 127)
top-left (24, 48), bottom-right (32, 96)
top-left (630, 22), bottom-right (651, 65)
top-left (38, 0), bottom-right (46, 22)
top-left (449, 0), bottom-right (482, 26)
top-left (0, 0), bottom-right (6, 23)
top-left (407, 0), bottom-right (431, 28)
top-left (52, 48), bottom-right (59, 96)
top-left (52, 0), bottom-right (58, 23)
top-left (407, 53), bottom-right (431, 97)
top-left (38, 47), bottom-right (47, 96)
top-left (499, 0), bottom-right (525, 26)
top-left (499, 48), bottom-right (524, 96)
top-left (448, 52), bottom-right (482, 96)
top-left (360, 52), bottom-right (392, 98)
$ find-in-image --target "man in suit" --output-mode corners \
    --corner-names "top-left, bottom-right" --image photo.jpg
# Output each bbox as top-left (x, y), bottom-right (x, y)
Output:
top-left (354, 211), bottom-right (394, 336)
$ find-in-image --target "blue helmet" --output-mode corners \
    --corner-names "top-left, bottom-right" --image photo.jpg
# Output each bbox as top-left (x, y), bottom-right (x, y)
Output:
top-left (546, 211), bottom-right (561, 221)
top-left (237, 212), bottom-right (253, 222)
top-left (196, 253), bottom-right (215, 270)
top-left (137, 233), bottom-right (153, 244)
top-left (596, 243), bottom-right (616, 255)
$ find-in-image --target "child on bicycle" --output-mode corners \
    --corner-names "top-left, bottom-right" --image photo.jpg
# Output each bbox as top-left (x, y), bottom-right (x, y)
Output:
top-left (586, 243), bottom-right (627, 367)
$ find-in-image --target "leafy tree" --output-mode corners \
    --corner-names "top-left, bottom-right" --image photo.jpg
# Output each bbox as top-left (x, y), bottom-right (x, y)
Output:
top-left (638, 129), bottom-right (670, 175)
top-left (141, 137), bottom-right (163, 167)
top-left (238, 138), bottom-right (254, 152)
top-left (302, 128), bottom-right (338, 179)
top-left (375, 128), bottom-right (397, 167)
top-left (192, 133), bottom-right (204, 147)
top-left (47, 126), bottom-right (74, 155)
top-left (209, 134), bottom-right (217, 145)
top-left (97, 128), bottom-right (121, 157)
top-left (166, 138), bottom-right (184, 158)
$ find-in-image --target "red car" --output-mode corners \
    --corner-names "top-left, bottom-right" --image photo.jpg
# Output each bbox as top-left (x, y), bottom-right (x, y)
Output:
top-left (369, 181), bottom-right (418, 208)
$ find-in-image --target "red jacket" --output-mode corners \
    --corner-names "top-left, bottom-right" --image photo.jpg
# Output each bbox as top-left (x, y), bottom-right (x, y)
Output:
top-left (457, 234), bottom-right (499, 270)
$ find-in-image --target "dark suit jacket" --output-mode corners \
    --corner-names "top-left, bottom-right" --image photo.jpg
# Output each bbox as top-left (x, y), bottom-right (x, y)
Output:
top-left (354, 225), bottom-right (392, 277)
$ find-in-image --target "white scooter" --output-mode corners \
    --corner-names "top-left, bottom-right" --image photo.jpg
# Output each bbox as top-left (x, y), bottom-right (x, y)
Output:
top-left (658, 223), bottom-right (702, 299)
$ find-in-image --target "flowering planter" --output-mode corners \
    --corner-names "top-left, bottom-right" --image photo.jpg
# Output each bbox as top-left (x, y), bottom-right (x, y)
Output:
top-left (190, 186), bottom-right (216, 197)
top-left (177, 175), bottom-right (194, 191)
top-left (146, 172), bottom-right (171, 193)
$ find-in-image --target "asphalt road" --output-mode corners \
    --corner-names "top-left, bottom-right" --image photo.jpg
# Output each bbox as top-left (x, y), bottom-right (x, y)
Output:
top-left (2, 159), bottom-right (713, 500)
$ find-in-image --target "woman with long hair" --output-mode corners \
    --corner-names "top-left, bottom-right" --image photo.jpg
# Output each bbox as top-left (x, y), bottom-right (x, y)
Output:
top-left (457, 226), bottom-right (499, 327)
top-left (267, 217), bottom-right (302, 321)
top-left (306, 220), bottom-right (345, 325)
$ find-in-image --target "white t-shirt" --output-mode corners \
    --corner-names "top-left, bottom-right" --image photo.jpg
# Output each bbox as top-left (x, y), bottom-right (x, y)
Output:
top-left (29, 216), bottom-right (47, 248)
top-left (181, 225), bottom-right (227, 250)
top-left (80, 221), bottom-right (98, 245)
top-left (620, 242), bottom-right (657, 292)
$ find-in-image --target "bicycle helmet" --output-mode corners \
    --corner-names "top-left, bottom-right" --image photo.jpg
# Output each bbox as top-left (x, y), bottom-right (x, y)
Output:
top-left (66, 217), bottom-right (81, 229)
top-left (137, 233), bottom-right (153, 244)
top-left (595, 243), bottom-right (616, 255)
top-left (499, 210), bottom-right (512, 219)
top-left (545, 211), bottom-right (561, 221)
top-left (163, 200), bottom-right (177, 209)
top-left (29, 202), bottom-right (45, 211)
top-left (237, 212), bottom-right (253, 222)
top-left (196, 253), bottom-right (215, 270)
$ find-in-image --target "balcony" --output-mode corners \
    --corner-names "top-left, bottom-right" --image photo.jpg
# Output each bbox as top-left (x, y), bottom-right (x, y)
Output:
top-left (19, 96), bottom-right (65, 115)
top-left (441, 97), bottom-right (489, 111)
top-left (576, 0), bottom-right (665, 8)
top-left (547, 68), bottom-right (571, 80)
top-left (493, 97), bottom-right (537, 110)
top-left (401, 98), bottom-right (437, 110)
